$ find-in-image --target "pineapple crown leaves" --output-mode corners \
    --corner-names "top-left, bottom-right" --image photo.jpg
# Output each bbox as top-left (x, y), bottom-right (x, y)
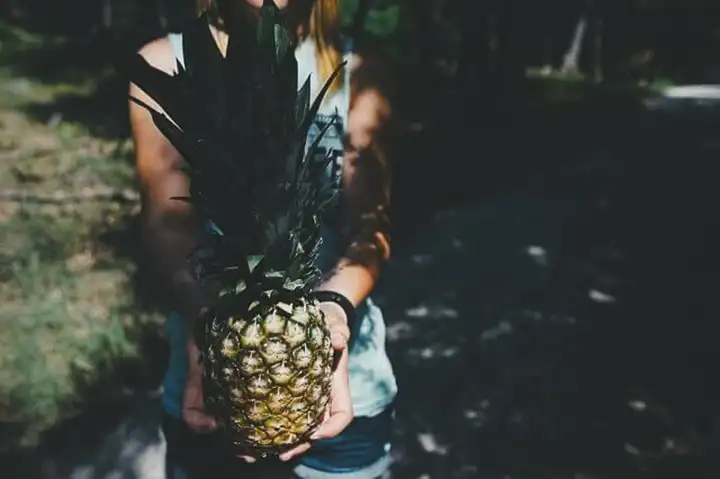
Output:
top-left (118, 0), bottom-right (346, 295)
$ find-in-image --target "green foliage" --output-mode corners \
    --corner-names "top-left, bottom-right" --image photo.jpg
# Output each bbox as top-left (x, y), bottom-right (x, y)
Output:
top-left (0, 209), bottom-right (141, 438)
top-left (364, 5), bottom-right (401, 37)
top-left (340, 0), bottom-right (403, 38)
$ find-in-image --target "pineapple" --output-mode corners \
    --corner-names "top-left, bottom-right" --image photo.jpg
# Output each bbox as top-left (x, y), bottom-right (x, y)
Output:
top-left (203, 295), bottom-right (333, 453)
top-left (122, 0), bottom-right (346, 455)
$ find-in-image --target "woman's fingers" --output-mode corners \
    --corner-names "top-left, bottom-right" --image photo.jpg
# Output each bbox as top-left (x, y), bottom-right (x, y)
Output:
top-left (183, 339), bottom-right (218, 433)
top-left (311, 408), bottom-right (353, 440)
top-left (182, 407), bottom-right (218, 432)
top-left (320, 303), bottom-right (351, 351)
top-left (279, 443), bottom-right (312, 462)
top-left (312, 348), bottom-right (353, 440)
top-left (330, 325), bottom-right (350, 351)
top-left (181, 373), bottom-right (218, 433)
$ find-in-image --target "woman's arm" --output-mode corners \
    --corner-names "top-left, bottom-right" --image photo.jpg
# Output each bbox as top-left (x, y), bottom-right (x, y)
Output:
top-left (317, 51), bottom-right (394, 307)
top-left (129, 38), bottom-right (208, 322)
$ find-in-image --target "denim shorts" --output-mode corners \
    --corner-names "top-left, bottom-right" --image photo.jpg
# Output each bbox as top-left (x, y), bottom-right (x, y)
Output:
top-left (163, 406), bottom-right (394, 479)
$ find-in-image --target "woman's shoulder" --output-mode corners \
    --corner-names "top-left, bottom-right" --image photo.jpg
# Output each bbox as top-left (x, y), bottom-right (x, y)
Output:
top-left (137, 36), bottom-right (178, 75)
top-left (349, 38), bottom-right (389, 66)
top-left (347, 43), bottom-right (392, 94)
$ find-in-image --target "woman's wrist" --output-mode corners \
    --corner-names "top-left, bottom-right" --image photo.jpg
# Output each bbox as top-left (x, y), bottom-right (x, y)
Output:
top-left (313, 290), bottom-right (356, 330)
top-left (319, 300), bottom-right (348, 324)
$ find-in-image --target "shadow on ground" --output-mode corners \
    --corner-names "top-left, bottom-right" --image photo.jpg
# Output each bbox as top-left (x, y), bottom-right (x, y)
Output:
top-left (381, 100), bottom-right (720, 478)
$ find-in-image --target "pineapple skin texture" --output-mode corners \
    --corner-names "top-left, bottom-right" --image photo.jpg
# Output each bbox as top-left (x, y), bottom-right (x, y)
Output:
top-left (203, 296), bottom-right (334, 455)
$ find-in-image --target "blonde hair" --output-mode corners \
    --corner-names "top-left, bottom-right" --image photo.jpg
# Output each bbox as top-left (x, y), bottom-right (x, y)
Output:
top-left (196, 0), bottom-right (344, 95)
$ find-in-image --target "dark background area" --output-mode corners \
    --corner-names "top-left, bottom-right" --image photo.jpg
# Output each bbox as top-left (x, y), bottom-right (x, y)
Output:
top-left (2, 0), bottom-right (720, 478)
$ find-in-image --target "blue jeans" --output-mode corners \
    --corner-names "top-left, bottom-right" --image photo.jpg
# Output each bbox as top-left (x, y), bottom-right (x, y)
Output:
top-left (163, 407), bottom-right (394, 478)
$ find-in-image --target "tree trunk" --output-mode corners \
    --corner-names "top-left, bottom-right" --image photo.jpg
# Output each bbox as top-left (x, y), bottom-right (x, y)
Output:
top-left (102, 0), bottom-right (113, 28)
top-left (350, 0), bottom-right (374, 44)
top-left (404, 0), bottom-right (436, 117)
top-left (3, 0), bottom-right (23, 20)
top-left (593, 11), bottom-right (603, 83)
top-left (495, 0), bottom-right (528, 111)
top-left (457, 0), bottom-right (491, 117)
top-left (561, 13), bottom-right (588, 73)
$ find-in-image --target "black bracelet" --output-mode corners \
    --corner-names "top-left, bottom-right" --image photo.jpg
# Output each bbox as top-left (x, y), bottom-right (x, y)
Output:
top-left (311, 290), bottom-right (359, 348)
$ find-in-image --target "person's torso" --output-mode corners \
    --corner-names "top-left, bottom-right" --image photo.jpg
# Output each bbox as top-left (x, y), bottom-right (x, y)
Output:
top-left (162, 31), bottom-right (397, 420)
top-left (294, 36), bottom-right (350, 271)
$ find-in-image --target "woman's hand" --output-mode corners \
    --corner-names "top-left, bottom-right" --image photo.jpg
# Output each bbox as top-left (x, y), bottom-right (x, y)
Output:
top-left (182, 339), bottom-right (219, 433)
top-left (182, 341), bottom-right (263, 463)
top-left (276, 302), bottom-right (355, 462)
top-left (320, 300), bottom-right (352, 353)
top-left (182, 303), bottom-right (354, 463)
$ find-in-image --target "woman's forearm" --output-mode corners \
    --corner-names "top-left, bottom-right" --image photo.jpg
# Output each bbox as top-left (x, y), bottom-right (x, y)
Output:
top-left (316, 258), bottom-right (380, 308)
top-left (144, 212), bottom-right (209, 321)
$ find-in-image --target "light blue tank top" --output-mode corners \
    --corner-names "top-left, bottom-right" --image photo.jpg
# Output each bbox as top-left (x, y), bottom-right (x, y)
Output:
top-left (162, 32), bottom-right (397, 420)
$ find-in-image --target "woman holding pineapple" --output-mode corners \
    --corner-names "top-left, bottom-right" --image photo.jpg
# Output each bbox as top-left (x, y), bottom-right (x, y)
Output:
top-left (128, 0), bottom-right (397, 477)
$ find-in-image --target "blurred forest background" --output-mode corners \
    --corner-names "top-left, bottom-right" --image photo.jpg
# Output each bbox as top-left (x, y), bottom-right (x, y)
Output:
top-left (2, 1), bottom-right (720, 478)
